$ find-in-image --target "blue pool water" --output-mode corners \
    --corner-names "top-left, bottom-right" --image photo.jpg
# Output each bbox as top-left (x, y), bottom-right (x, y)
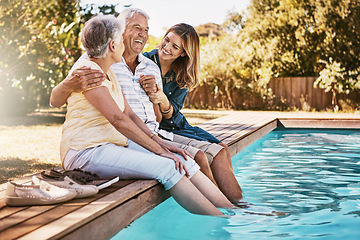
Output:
top-left (112, 129), bottom-right (360, 240)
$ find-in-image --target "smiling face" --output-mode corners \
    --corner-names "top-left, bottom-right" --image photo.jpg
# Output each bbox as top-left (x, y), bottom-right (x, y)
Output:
top-left (158, 31), bottom-right (186, 62)
top-left (122, 12), bottom-right (149, 58)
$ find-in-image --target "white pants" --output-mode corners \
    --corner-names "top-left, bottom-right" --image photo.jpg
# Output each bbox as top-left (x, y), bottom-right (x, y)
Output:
top-left (64, 140), bottom-right (200, 190)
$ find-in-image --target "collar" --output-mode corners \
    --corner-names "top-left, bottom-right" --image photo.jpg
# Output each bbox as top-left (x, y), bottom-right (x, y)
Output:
top-left (121, 54), bottom-right (153, 71)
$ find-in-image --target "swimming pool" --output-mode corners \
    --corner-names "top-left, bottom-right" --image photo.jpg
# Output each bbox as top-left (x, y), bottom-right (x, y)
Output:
top-left (111, 129), bottom-right (360, 240)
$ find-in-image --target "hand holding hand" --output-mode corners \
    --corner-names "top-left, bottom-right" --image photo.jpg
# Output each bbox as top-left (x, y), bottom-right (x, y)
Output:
top-left (148, 87), bottom-right (167, 104)
top-left (138, 75), bottom-right (157, 94)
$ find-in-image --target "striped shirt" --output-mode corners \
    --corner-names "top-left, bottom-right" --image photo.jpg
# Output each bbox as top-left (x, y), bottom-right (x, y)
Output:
top-left (111, 54), bottom-right (162, 133)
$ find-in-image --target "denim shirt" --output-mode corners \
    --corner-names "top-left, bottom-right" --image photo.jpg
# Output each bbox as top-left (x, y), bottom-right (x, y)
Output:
top-left (143, 49), bottom-right (190, 131)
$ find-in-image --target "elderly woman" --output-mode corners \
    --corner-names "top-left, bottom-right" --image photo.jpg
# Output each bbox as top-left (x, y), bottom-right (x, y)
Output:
top-left (60, 14), bottom-right (234, 216)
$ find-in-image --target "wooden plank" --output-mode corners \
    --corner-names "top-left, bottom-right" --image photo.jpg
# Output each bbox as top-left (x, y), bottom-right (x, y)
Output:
top-left (0, 202), bottom-right (27, 220)
top-left (17, 180), bottom-right (159, 240)
top-left (0, 205), bottom-right (56, 237)
top-left (196, 113), bottom-right (277, 148)
top-left (60, 184), bottom-right (170, 240)
top-left (229, 119), bottom-right (278, 156)
top-left (196, 112), bottom-right (243, 132)
top-left (297, 77), bottom-right (305, 109)
top-left (214, 116), bottom-right (277, 143)
top-left (221, 118), bottom-right (277, 146)
top-left (288, 77), bottom-right (294, 107)
top-left (204, 113), bottom-right (268, 139)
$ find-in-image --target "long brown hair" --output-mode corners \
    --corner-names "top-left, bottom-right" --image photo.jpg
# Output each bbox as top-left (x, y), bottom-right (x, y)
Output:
top-left (164, 23), bottom-right (200, 90)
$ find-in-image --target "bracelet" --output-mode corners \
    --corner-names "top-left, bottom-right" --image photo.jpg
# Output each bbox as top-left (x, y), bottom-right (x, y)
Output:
top-left (160, 105), bottom-right (172, 114)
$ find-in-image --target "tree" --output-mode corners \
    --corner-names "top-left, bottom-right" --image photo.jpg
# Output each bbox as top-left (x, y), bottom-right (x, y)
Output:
top-left (242, 0), bottom-right (360, 108)
top-left (199, 0), bottom-right (360, 110)
top-left (313, 0), bottom-right (360, 110)
top-left (0, 0), bottom-right (81, 115)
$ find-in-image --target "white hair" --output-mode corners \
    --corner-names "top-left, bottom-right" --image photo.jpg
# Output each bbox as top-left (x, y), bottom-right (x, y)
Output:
top-left (82, 14), bottom-right (125, 58)
top-left (117, 8), bottom-right (150, 27)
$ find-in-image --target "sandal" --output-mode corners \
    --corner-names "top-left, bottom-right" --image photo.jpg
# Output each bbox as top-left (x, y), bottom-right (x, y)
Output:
top-left (41, 168), bottom-right (119, 190)
top-left (33, 176), bottom-right (98, 198)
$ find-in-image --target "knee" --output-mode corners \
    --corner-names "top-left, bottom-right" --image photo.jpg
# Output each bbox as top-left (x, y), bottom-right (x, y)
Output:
top-left (214, 148), bottom-right (227, 161)
top-left (194, 151), bottom-right (210, 166)
top-left (219, 142), bottom-right (230, 154)
top-left (212, 148), bottom-right (233, 171)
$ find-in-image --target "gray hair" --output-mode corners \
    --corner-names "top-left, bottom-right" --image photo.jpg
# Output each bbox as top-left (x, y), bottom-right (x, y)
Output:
top-left (117, 8), bottom-right (150, 26)
top-left (81, 14), bottom-right (125, 58)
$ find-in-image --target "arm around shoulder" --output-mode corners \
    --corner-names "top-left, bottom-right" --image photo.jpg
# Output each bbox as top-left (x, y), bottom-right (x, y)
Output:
top-left (50, 66), bottom-right (106, 107)
top-left (50, 80), bottom-right (74, 107)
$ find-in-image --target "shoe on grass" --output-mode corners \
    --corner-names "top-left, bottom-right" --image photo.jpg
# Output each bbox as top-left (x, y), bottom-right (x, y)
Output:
top-left (33, 176), bottom-right (98, 198)
top-left (5, 180), bottom-right (77, 207)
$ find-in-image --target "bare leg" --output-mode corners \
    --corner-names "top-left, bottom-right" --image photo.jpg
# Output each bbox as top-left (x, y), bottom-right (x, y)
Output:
top-left (218, 142), bottom-right (233, 169)
top-left (193, 151), bottom-right (218, 186)
top-left (169, 175), bottom-right (224, 215)
top-left (189, 171), bottom-right (234, 209)
top-left (211, 148), bottom-right (243, 203)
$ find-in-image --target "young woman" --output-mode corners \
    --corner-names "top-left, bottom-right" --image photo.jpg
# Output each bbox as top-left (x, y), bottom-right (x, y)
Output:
top-left (141, 23), bottom-right (220, 145)
top-left (61, 14), bottom-right (235, 216)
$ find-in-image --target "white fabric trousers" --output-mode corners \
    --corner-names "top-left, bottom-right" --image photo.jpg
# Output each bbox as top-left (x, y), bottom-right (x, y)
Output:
top-left (63, 140), bottom-right (200, 190)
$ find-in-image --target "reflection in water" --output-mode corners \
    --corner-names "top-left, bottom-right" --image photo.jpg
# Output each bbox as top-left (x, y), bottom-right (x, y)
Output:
top-left (113, 129), bottom-right (360, 240)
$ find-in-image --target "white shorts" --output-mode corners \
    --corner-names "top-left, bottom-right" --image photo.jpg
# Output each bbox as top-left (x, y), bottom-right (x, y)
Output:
top-left (64, 140), bottom-right (200, 190)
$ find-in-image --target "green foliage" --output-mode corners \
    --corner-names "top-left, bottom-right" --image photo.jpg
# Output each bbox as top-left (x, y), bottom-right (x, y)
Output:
top-left (200, 33), bottom-right (261, 109)
top-left (1, 0), bottom-right (359, 113)
top-left (0, 1), bottom-right (124, 116)
top-left (315, 58), bottom-right (346, 94)
top-left (312, 0), bottom-right (360, 109)
top-left (199, 0), bottom-right (360, 110)
top-left (222, 10), bottom-right (245, 32)
top-left (0, 0), bottom-right (82, 115)
top-left (196, 23), bottom-right (224, 38)
top-left (81, 4), bottom-right (120, 22)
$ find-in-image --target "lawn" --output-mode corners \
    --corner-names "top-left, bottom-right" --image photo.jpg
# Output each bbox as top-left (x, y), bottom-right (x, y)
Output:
top-left (0, 123), bottom-right (62, 184)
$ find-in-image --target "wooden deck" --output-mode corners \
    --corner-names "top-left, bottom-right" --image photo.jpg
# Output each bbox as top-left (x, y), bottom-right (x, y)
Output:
top-left (1, 111), bottom-right (359, 240)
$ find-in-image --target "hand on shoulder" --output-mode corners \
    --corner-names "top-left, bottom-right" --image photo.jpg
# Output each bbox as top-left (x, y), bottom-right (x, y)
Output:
top-left (64, 66), bottom-right (106, 93)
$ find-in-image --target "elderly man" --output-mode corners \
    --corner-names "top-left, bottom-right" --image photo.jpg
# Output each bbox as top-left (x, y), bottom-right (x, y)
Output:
top-left (50, 8), bottom-right (245, 206)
